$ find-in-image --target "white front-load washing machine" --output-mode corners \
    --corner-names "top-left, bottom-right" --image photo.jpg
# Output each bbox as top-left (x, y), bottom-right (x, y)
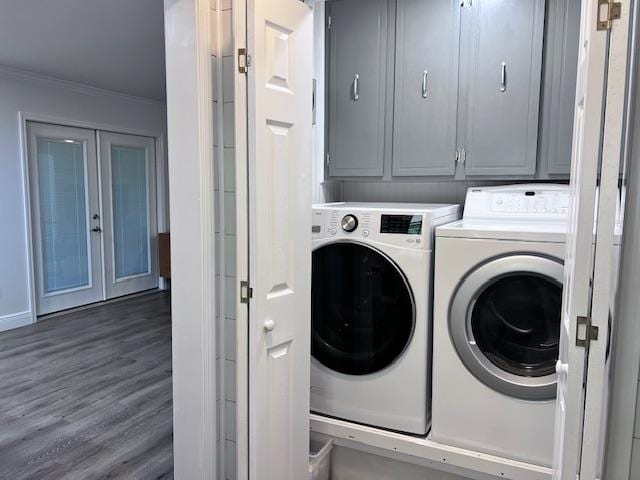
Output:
top-left (431, 185), bottom-right (571, 467)
top-left (311, 202), bottom-right (460, 435)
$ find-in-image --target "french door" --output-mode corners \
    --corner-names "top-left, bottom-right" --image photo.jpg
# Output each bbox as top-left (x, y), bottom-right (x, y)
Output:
top-left (27, 122), bottom-right (158, 315)
top-left (98, 132), bottom-right (158, 299)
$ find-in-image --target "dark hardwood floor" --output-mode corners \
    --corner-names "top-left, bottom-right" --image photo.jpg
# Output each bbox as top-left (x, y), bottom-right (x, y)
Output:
top-left (0, 292), bottom-right (173, 480)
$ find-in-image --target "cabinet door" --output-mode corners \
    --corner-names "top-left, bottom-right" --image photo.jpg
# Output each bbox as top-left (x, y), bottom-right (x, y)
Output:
top-left (392, 0), bottom-right (459, 176)
top-left (460, 0), bottom-right (545, 176)
top-left (327, 0), bottom-right (388, 177)
top-left (539, 0), bottom-right (580, 176)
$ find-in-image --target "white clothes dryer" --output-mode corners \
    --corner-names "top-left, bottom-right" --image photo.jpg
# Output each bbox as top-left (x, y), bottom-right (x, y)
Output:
top-left (431, 184), bottom-right (623, 467)
top-left (311, 202), bottom-right (460, 435)
top-left (432, 185), bottom-right (570, 466)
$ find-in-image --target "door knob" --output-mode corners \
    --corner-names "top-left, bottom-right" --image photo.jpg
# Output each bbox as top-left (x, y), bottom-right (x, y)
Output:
top-left (264, 319), bottom-right (276, 332)
top-left (92, 226), bottom-right (102, 233)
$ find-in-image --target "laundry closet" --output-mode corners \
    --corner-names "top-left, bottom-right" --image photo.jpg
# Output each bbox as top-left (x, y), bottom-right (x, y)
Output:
top-left (305, 0), bottom-right (582, 478)
top-left (224, 0), bottom-right (633, 479)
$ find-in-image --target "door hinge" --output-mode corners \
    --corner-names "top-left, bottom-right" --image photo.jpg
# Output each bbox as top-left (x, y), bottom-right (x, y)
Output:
top-left (312, 78), bottom-right (317, 126)
top-left (597, 0), bottom-right (622, 31)
top-left (238, 48), bottom-right (251, 74)
top-left (327, 15), bottom-right (332, 30)
top-left (240, 281), bottom-right (253, 304)
top-left (326, 153), bottom-right (331, 167)
top-left (460, 0), bottom-right (472, 7)
top-left (576, 315), bottom-right (599, 348)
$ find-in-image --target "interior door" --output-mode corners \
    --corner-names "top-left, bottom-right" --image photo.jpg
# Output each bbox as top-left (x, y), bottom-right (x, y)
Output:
top-left (246, 0), bottom-right (313, 479)
top-left (552, 1), bottom-right (621, 478)
top-left (578, 0), bottom-right (631, 478)
top-left (99, 132), bottom-right (158, 299)
top-left (27, 122), bottom-right (104, 315)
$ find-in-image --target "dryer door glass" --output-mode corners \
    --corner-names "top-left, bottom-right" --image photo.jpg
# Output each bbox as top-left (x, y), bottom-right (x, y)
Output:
top-left (471, 274), bottom-right (562, 377)
top-left (312, 242), bottom-right (415, 375)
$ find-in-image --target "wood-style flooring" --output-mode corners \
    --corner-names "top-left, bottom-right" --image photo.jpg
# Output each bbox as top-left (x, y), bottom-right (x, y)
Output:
top-left (0, 292), bottom-right (173, 480)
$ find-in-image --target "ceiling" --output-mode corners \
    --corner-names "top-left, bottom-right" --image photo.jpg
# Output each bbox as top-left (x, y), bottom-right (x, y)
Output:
top-left (0, 0), bottom-right (166, 101)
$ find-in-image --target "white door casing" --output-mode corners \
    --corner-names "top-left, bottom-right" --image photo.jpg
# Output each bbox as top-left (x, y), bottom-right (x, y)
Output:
top-left (246, 0), bottom-right (314, 478)
top-left (99, 131), bottom-right (158, 299)
top-left (27, 122), bottom-right (104, 315)
top-left (552, 0), bottom-right (617, 478)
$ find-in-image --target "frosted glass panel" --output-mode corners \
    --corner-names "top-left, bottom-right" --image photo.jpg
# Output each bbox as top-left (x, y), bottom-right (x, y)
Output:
top-left (37, 138), bottom-right (90, 293)
top-left (111, 146), bottom-right (150, 279)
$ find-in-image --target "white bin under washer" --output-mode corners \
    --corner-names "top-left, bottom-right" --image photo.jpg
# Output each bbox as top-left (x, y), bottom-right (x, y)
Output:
top-left (431, 184), bottom-right (572, 466)
top-left (311, 202), bottom-right (460, 435)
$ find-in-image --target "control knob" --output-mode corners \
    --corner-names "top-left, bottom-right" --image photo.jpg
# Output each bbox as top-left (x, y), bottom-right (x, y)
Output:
top-left (341, 214), bottom-right (358, 232)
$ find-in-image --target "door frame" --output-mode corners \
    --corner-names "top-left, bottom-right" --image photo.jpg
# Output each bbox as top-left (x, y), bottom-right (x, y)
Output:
top-left (19, 111), bottom-right (168, 322)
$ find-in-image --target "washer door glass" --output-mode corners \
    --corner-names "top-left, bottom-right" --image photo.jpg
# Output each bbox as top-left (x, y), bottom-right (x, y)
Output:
top-left (471, 275), bottom-right (562, 377)
top-left (312, 242), bottom-right (414, 375)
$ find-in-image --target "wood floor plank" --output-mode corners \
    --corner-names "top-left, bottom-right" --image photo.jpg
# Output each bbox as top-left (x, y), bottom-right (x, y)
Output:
top-left (0, 292), bottom-right (173, 480)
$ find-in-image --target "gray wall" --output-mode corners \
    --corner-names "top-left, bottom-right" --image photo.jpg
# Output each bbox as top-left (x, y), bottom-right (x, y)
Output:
top-left (0, 68), bottom-right (167, 330)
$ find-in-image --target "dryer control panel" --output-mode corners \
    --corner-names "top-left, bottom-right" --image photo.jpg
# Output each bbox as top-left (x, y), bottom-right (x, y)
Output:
top-left (463, 184), bottom-right (571, 221)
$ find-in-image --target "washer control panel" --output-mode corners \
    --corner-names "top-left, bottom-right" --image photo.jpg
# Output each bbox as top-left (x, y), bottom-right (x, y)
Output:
top-left (311, 207), bottom-right (433, 250)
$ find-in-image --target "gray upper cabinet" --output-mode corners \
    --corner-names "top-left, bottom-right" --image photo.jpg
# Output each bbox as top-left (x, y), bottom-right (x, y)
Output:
top-left (539, 0), bottom-right (580, 176)
top-left (327, 0), bottom-right (388, 177)
top-left (392, 0), bottom-right (459, 176)
top-left (459, 0), bottom-right (545, 176)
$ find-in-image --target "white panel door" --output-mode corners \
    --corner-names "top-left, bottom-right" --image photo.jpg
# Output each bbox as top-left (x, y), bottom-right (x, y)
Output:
top-left (552, 1), bottom-right (622, 478)
top-left (579, 0), bottom-right (631, 478)
top-left (28, 122), bottom-right (104, 315)
top-left (246, 0), bottom-right (313, 478)
top-left (99, 132), bottom-right (158, 299)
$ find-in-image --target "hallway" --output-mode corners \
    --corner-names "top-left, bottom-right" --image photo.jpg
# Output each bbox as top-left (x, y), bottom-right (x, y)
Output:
top-left (0, 292), bottom-right (173, 479)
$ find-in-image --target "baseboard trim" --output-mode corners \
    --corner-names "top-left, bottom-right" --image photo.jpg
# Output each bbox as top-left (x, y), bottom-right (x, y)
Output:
top-left (0, 311), bottom-right (34, 333)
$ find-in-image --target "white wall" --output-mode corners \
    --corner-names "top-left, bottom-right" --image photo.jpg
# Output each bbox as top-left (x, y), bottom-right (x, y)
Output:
top-left (0, 67), bottom-right (167, 330)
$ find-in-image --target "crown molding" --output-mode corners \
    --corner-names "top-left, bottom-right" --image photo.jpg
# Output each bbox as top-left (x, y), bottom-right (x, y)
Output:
top-left (0, 64), bottom-right (166, 108)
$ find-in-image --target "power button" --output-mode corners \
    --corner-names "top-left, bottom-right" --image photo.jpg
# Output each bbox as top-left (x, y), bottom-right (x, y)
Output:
top-left (362, 229), bottom-right (370, 237)
top-left (329, 227), bottom-right (337, 235)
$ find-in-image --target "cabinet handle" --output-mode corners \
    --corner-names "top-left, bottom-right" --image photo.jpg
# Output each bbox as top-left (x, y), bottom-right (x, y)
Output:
top-left (422, 70), bottom-right (428, 98)
top-left (353, 74), bottom-right (359, 101)
top-left (500, 62), bottom-right (507, 92)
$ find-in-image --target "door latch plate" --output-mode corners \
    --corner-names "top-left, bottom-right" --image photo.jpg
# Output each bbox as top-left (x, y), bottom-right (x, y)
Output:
top-left (576, 315), bottom-right (599, 347)
top-left (240, 281), bottom-right (253, 304)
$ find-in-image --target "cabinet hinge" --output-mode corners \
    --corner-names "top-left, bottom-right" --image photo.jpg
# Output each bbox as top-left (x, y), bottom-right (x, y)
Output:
top-left (327, 15), bottom-right (332, 30)
top-left (238, 48), bottom-right (251, 74)
top-left (597, 0), bottom-right (622, 31)
top-left (326, 153), bottom-right (331, 167)
top-left (240, 281), bottom-right (253, 304)
top-left (456, 147), bottom-right (466, 165)
top-left (576, 316), bottom-right (599, 348)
